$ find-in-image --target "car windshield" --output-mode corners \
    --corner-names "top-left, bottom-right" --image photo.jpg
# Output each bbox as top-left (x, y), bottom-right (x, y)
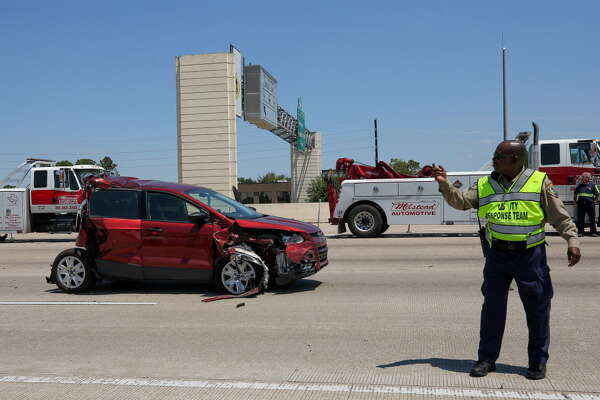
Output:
top-left (185, 188), bottom-right (263, 219)
top-left (74, 169), bottom-right (104, 186)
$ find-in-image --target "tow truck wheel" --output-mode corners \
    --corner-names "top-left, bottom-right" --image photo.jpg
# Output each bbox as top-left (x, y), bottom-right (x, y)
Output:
top-left (0, 234), bottom-right (7, 242)
top-left (216, 258), bottom-right (259, 295)
top-left (51, 249), bottom-right (95, 293)
top-left (347, 204), bottom-right (384, 238)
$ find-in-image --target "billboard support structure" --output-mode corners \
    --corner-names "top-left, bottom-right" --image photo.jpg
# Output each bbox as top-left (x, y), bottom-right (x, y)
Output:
top-left (176, 49), bottom-right (320, 202)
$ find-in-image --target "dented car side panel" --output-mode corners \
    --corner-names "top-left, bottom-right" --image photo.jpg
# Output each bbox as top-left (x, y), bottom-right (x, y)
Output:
top-left (84, 217), bottom-right (144, 280)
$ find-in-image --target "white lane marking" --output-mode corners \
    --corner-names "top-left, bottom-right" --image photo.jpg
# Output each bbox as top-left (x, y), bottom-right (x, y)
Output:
top-left (0, 302), bottom-right (157, 305)
top-left (0, 375), bottom-right (598, 400)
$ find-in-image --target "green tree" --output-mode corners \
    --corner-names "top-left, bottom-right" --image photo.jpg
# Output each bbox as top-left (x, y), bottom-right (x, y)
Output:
top-left (3, 185), bottom-right (16, 189)
top-left (55, 160), bottom-right (73, 166)
top-left (306, 173), bottom-right (340, 202)
top-left (99, 156), bottom-right (118, 175)
top-left (238, 177), bottom-right (256, 184)
top-left (389, 158), bottom-right (421, 175)
top-left (258, 172), bottom-right (289, 184)
top-left (75, 158), bottom-right (96, 165)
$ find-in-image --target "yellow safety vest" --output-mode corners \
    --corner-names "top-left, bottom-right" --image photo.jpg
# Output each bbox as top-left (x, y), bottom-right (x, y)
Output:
top-left (477, 169), bottom-right (546, 249)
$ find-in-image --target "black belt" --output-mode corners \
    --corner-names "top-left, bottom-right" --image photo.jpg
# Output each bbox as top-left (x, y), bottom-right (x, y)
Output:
top-left (491, 239), bottom-right (526, 253)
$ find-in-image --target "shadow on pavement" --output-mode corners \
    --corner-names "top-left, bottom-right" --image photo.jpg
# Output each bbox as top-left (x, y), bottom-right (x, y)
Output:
top-left (270, 279), bottom-right (321, 295)
top-left (377, 358), bottom-right (528, 376)
top-left (45, 281), bottom-right (220, 296)
top-left (44, 279), bottom-right (322, 297)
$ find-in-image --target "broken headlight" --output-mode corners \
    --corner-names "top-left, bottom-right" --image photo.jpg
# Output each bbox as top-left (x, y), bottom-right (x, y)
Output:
top-left (281, 233), bottom-right (304, 244)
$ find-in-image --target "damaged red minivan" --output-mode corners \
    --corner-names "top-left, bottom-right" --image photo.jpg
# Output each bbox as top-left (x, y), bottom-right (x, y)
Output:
top-left (47, 176), bottom-right (328, 295)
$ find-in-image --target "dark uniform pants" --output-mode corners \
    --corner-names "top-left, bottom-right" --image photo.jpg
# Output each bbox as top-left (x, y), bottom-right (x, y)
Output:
top-left (576, 201), bottom-right (597, 235)
top-left (478, 244), bottom-right (553, 366)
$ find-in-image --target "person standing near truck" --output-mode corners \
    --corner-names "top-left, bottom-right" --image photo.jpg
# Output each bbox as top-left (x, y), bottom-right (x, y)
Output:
top-left (432, 140), bottom-right (580, 380)
top-left (574, 172), bottom-right (600, 237)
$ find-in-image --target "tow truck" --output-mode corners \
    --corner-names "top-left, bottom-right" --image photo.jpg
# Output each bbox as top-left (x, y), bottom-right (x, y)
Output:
top-left (0, 159), bottom-right (104, 240)
top-left (328, 123), bottom-right (600, 237)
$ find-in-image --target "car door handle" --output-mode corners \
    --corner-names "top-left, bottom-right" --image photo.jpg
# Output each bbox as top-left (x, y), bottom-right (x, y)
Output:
top-left (146, 227), bottom-right (163, 233)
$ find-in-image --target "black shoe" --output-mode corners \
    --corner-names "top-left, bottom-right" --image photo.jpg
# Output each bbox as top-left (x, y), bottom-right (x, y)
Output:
top-left (526, 364), bottom-right (547, 380)
top-left (469, 360), bottom-right (496, 377)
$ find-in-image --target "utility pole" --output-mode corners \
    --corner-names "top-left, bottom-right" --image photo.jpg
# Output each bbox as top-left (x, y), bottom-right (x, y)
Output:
top-left (374, 119), bottom-right (379, 164)
top-left (502, 47), bottom-right (508, 141)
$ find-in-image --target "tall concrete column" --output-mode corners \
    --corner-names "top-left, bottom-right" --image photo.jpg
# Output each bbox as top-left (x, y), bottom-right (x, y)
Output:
top-left (291, 132), bottom-right (321, 202)
top-left (176, 53), bottom-right (237, 198)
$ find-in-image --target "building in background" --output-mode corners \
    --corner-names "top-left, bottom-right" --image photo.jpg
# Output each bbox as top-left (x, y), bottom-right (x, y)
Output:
top-left (238, 181), bottom-right (291, 204)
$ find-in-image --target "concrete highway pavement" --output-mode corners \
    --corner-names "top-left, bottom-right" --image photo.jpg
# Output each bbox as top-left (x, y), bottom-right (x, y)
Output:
top-left (0, 227), bottom-right (599, 399)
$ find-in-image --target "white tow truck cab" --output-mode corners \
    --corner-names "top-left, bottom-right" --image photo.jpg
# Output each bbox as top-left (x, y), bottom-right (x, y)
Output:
top-left (0, 160), bottom-right (104, 238)
top-left (334, 127), bottom-right (600, 238)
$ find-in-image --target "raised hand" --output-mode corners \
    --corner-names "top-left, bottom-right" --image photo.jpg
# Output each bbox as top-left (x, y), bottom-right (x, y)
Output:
top-left (432, 163), bottom-right (447, 184)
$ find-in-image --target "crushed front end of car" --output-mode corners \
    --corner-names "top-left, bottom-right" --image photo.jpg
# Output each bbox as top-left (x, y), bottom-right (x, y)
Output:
top-left (212, 221), bottom-right (328, 291)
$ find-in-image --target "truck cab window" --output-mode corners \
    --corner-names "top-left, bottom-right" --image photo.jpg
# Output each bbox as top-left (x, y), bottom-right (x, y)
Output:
top-left (540, 143), bottom-right (560, 165)
top-left (68, 170), bottom-right (79, 190)
top-left (54, 170), bottom-right (65, 189)
top-left (569, 143), bottom-right (592, 165)
top-left (33, 171), bottom-right (47, 188)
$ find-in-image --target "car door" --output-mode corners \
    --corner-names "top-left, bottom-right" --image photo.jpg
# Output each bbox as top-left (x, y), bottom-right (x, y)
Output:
top-left (88, 189), bottom-right (144, 280)
top-left (141, 191), bottom-right (214, 281)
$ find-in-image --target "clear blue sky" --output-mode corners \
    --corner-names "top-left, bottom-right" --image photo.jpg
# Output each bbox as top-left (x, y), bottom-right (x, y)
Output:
top-left (1, 0), bottom-right (598, 182)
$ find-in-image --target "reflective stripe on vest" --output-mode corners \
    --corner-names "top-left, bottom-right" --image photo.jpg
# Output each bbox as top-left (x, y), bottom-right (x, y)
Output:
top-left (577, 193), bottom-right (595, 200)
top-left (576, 183), bottom-right (598, 201)
top-left (477, 169), bottom-right (546, 249)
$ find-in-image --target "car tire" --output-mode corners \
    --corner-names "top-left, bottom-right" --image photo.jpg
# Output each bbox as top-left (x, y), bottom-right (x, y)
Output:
top-left (0, 234), bottom-right (7, 242)
top-left (51, 248), bottom-right (95, 293)
top-left (380, 224), bottom-right (390, 234)
top-left (215, 257), bottom-right (260, 295)
top-left (347, 204), bottom-right (384, 238)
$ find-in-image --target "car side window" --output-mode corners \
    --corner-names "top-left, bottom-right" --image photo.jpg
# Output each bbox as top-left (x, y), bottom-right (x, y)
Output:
top-left (185, 201), bottom-right (207, 218)
top-left (90, 190), bottom-right (140, 219)
top-left (147, 192), bottom-right (207, 223)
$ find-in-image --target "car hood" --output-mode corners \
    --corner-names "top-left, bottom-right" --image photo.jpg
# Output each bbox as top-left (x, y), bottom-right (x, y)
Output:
top-left (235, 215), bottom-right (320, 234)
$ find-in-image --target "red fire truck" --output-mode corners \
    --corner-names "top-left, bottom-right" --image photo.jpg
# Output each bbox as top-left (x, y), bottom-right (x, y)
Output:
top-left (0, 159), bottom-right (105, 239)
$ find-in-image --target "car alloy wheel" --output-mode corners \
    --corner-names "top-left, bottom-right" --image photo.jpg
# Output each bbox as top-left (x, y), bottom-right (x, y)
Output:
top-left (56, 255), bottom-right (86, 289)
top-left (221, 259), bottom-right (256, 295)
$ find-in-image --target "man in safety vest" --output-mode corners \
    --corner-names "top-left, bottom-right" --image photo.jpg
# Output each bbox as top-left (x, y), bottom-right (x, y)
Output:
top-left (433, 140), bottom-right (581, 380)
top-left (573, 172), bottom-right (599, 237)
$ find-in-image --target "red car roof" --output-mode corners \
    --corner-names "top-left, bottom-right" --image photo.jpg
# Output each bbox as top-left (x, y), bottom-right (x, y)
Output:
top-left (92, 176), bottom-right (210, 193)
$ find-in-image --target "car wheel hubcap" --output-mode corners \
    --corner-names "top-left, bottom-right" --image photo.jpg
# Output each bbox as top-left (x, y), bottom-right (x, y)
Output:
top-left (354, 211), bottom-right (375, 232)
top-left (56, 256), bottom-right (85, 289)
top-left (222, 260), bottom-right (256, 295)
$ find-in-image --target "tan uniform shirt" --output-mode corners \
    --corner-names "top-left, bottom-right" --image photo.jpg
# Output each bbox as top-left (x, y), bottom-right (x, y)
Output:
top-left (438, 169), bottom-right (580, 248)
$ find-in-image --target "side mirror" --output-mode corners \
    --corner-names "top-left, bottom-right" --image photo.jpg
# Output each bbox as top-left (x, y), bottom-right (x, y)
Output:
top-left (189, 213), bottom-right (209, 225)
top-left (248, 206), bottom-right (257, 211)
